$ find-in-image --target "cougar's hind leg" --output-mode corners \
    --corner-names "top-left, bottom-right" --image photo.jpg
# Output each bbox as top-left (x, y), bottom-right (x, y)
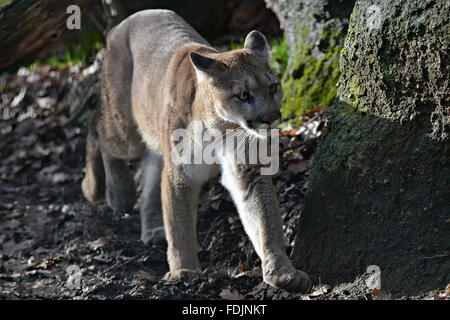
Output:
top-left (82, 121), bottom-right (106, 203)
top-left (140, 151), bottom-right (165, 245)
top-left (101, 149), bottom-right (137, 213)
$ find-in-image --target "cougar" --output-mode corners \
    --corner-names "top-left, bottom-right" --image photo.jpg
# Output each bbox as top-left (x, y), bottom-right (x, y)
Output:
top-left (82, 9), bottom-right (311, 293)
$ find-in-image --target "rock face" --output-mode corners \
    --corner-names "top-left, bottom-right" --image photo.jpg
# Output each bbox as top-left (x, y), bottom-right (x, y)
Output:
top-left (279, 0), bottom-right (355, 122)
top-left (292, 0), bottom-right (449, 296)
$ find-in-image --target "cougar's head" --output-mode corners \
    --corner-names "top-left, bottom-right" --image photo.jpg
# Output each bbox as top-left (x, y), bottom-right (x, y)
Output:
top-left (190, 31), bottom-right (281, 138)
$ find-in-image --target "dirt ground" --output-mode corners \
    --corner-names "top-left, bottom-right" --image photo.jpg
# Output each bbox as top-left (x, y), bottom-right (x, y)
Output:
top-left (0, 65), bottom-right (447, 300)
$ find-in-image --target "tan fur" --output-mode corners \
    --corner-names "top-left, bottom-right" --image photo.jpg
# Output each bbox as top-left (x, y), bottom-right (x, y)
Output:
top-left (82, 9), bottom-right (311, 293)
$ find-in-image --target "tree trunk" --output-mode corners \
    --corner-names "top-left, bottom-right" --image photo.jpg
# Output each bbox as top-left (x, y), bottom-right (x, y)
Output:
top-left (292, 0), bottom-right (450, 296)
top-left (0, 0), bottom-right (100, 72)
top-left (279, 0), bottom-right (355, 122)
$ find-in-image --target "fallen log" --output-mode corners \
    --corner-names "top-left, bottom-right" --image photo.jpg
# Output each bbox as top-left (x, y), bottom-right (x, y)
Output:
top-left (0, 0), bottom-right (100, 72)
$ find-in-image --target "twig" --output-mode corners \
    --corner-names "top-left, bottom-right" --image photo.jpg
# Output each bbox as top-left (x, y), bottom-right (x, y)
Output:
top-left (418, 253), bottom-right (450, 261)
top-left (201, 217), bottom-right (226, 247)
top-left (103, 255), bottom-right (139, 274)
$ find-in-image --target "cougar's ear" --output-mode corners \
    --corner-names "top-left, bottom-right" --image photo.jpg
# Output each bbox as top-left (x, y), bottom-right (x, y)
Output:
top-left (244, 30), bottom-right (270, 62)
top-left (190, 52), bottom-right (226, 83)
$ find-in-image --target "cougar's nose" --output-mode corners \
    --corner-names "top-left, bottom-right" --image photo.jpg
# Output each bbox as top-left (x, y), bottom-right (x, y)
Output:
top-left (262, 110), bottom-right (281, 126)
top-left (247, 111), bottom-right (281, 129)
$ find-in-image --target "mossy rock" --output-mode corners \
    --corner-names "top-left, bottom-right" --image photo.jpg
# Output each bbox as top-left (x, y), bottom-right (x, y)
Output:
top-left (292, 0), bottom-right (450, 296)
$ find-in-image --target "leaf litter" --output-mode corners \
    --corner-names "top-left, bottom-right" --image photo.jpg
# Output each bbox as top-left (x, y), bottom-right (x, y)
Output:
top-left (0, 63), bottom-right (447, 300)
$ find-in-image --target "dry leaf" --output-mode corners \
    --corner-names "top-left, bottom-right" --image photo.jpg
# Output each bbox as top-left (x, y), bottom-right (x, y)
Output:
top-left (37, 259), bottom-right (53, 269)
top-left (309, 284), bottom-right (332, 297)
top-left (88, 237), bottom-right (113, 251)
top-left (234, 267), bottom-right (262, 279)
top-left (371, 289), bottom-right (392, 300)
top-left (305, 106), bottom-right (323, 115)
top-left (246, 281), bottom-right (268, 299)
top-left (280, 129), bottom-right (297, 137)
top-left (239, 260), bottom-right (245, 272)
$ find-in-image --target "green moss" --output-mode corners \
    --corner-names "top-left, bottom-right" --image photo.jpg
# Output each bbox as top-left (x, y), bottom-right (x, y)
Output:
top-left (281, 24), bottom-right (343, 125)
top-left (270, 37), bottom-right (288, 74)
top-left (0, 0), bottom-right (12, 8)
top-left (51, 32), bottom-right (104, 67)
top-left (347, 75), bottom-right (369, 113)
top-left (339, 17), bottom-right (372, 114)
top-left (230, 38), bottom-right (244, 50)
top-left (312, 102), bottom-right (363, 174)
top-left (28, 31), bottom-right (104, 69)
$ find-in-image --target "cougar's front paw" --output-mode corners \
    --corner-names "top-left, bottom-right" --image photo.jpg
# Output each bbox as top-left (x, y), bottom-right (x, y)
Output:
top-left (264, 268), bottom-right (312, 293)
top-left (164, 269), bottom-right (203, 282)
top-left (263, 258), bottom-right (312, 293)
top-left (141, 227), bottom-right (166, 245)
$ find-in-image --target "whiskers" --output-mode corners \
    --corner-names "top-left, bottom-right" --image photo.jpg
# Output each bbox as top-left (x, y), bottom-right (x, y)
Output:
top-left (197, 112), bottom-right (271, 165)
top-left (222, 127), bottom-right (260, 164)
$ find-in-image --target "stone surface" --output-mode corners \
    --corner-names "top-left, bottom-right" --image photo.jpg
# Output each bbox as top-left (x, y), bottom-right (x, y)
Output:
top-left (292, 0), bottom-right (450, 296)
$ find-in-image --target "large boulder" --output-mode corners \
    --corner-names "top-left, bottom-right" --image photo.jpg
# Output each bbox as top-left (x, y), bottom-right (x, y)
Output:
top-left (292, 0), bottom-right (449, 296)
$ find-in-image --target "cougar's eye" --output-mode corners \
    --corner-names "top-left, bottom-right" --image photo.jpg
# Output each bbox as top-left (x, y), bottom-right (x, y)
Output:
top-left (269, 83), bottom-right (278, 93)
top-left (237, 91), bottom-right (249, 101)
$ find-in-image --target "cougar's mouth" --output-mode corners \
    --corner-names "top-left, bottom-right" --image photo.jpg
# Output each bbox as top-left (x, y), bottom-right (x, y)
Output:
top-left (241, 122), bottom-right (268, 139)
top-left (215, 107), bottom-right (279, 139)
top-left (244, 118), bottom-right (281, 138)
